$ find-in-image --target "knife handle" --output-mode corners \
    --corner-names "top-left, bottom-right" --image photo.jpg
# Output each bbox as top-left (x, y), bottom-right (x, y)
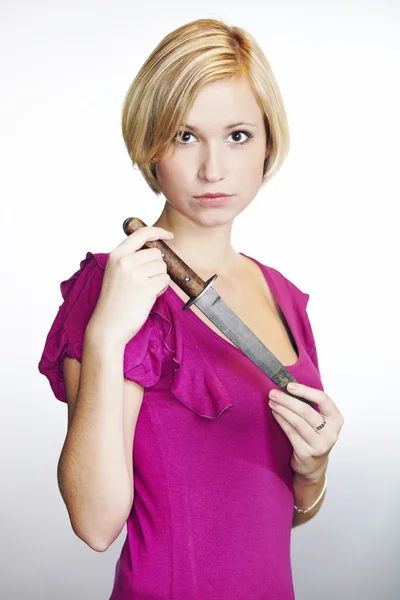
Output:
top-left (123, 217), bottom-right (211, 300)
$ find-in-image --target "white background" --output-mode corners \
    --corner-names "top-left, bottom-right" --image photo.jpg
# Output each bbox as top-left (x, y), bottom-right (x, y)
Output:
top-left (1, 1), bottom-right (399, 598)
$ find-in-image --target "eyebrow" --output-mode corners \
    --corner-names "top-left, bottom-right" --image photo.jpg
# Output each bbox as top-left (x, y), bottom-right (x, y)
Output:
top-left (181, 122), bottom-right (258, 131)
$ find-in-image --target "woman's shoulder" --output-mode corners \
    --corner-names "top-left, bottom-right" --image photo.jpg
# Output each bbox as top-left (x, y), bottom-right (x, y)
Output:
top-left (73, 251), bottom-right (109, 273)
top-left (59, 251), bottom-right (108, 298)
top-left (88, 252), bottom-right (108, 269)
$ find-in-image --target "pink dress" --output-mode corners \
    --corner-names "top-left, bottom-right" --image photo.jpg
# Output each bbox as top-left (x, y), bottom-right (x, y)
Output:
top-left (38, 250), bottom-right (324, 600)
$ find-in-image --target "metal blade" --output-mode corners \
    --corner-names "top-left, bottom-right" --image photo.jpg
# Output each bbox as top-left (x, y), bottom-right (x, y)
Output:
top-left (193, 285), bottom-right (289, 381)
top-left (187, 285), bottom-right (313, 407)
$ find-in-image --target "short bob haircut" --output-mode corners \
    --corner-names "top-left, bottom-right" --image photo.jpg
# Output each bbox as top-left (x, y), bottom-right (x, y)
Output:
top-left (121, 18), bottom-right (290, 195)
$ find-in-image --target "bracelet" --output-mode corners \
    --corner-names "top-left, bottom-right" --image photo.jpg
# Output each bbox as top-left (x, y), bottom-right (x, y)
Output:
top-left (294, 472), bottom-right (327, 514)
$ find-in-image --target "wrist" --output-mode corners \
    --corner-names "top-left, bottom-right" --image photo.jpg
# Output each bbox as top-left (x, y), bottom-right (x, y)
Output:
top-left (293, 462), bottom-right (328, 486)
top-left (293, 469), bottom-right (328, 516)
top-left (84, 321), bottom-right (126, 358)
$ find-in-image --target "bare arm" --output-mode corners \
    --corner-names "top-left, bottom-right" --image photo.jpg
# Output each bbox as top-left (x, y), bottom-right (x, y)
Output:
top-left (58, 325), bottom-right (144, 552)
top-left (56, 225), bottom-right (174, 552)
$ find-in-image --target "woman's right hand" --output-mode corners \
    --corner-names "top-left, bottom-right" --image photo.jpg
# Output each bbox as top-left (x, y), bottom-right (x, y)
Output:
top-left (87, 226), bottom-right (175, 350)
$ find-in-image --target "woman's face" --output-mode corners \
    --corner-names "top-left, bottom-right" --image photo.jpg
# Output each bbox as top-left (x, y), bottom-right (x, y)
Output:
top-left (155, 76), bottom-right (270, 222)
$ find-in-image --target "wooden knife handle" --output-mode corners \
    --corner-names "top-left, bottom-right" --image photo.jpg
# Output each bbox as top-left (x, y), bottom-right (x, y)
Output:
top-left (123, 217), bottom-right (212, 300)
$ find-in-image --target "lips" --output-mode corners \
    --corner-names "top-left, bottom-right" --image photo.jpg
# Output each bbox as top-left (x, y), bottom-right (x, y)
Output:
top-left (194, 193), bottom-right (231, 198)
top-left (196, 195), bottom-right (232, 207)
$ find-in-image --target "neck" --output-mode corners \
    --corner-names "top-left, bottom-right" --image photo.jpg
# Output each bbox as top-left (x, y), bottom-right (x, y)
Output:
top-left (152, 212), bottom-right (244, 277)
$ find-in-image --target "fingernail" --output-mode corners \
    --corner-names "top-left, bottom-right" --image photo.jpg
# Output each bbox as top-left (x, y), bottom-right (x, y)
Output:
top-left (287, 383), bottom-right (298, 392)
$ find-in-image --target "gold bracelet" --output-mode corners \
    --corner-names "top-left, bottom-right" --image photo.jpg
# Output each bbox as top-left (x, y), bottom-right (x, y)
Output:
top-left (294, 472), bottom-right (327, 514)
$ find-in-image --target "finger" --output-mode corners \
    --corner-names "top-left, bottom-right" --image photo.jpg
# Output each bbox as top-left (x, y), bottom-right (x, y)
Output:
top-left (269, 401), bottom-right (326, 449)
top-left (113, 226), bottom-right (174, 256)
top-left (270, 409), bottom-right (313, 455)
top-left (285, 383), bottom-right (337, 419)
top-left (268, 391), bottom-right (325, 431)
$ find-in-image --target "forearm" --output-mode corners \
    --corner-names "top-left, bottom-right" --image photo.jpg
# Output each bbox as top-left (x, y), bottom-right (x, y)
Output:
top-left (58, 328), bottom-right (136, 550)
top-left (291, 465), bottom-right (328, 528)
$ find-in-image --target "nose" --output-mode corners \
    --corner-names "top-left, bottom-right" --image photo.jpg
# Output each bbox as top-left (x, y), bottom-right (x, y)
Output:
top-left (198, 145), bottom-right (225, 182)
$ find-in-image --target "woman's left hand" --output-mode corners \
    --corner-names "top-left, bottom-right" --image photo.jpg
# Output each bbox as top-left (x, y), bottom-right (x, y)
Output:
top-left (268, 382), bottom-right (344, 480)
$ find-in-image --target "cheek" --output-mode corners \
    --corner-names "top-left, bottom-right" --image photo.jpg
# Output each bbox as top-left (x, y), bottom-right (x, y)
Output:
top-left (235, 157), bottom-right (265, 188)
top-left (231, 141), bottom-right (265, 169)
top-left (156, 161), bottom-right (192, 200)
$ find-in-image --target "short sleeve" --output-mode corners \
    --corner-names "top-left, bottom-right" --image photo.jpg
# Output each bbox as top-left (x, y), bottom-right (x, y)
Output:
top-left (301, 299), bottom-right (321, 375)
top-left (38, 251), bottom-right (165, 403)
top-left (282, 276), bottom-right (322, 377)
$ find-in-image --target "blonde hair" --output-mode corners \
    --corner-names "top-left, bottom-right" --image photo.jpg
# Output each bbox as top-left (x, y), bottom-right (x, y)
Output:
top-left (121, 18), bottom-right (290, 195)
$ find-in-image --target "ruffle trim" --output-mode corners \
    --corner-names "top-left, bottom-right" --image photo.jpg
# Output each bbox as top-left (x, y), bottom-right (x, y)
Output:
top-left (39, 325), bottom-right (72, 403)
top-left (123, 314), bottom-right (166, 389)
top-left (141, 304), bottom-right (234, 420)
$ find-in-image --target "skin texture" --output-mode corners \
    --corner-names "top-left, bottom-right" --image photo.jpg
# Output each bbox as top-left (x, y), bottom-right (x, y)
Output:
top-left (152, 76), bottom-right (271, 278)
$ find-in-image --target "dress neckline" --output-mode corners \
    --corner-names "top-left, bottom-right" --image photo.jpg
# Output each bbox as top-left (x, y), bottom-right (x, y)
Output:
top-left (164, 251), bottom-right (303, 370)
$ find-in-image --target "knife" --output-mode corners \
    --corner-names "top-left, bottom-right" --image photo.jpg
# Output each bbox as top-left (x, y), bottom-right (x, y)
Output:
top-left (123, 217), bottom-right (315, 409)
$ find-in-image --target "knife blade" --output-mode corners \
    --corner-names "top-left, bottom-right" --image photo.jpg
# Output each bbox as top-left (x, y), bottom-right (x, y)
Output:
top-left (123, 217), bottom-right (315, 408)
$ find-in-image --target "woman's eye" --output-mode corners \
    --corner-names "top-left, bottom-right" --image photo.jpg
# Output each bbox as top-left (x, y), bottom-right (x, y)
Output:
top-left (228, 130), bottom-right (251, 144)
top-left (175, 131), bottom-right (194, 144)
top-left (174, 129), bottom-right (252, 146)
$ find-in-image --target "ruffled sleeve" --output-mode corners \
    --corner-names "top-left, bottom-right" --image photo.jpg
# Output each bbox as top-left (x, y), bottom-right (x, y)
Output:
top-left (38, 252), bottom-right (166, 403)
top-left (123, 315), bottom-right (165, 389)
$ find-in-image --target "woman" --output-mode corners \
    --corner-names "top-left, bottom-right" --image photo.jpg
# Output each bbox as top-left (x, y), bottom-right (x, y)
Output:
top-left (38, 18), bottom-right (344, 600)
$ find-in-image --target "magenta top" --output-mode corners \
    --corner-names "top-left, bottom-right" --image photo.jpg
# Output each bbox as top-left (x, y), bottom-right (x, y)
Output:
top-left (38, 251), bottom-right (324, 600)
